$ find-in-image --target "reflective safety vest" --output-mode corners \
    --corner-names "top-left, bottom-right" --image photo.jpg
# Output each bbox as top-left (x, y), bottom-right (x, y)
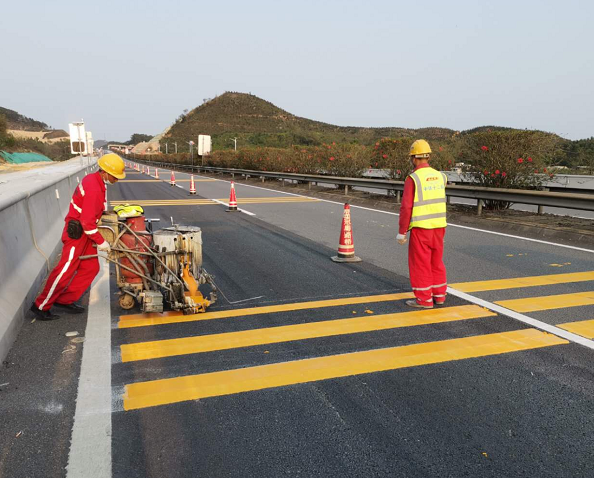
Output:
top-left (409, 167), bottom-right (447, 230)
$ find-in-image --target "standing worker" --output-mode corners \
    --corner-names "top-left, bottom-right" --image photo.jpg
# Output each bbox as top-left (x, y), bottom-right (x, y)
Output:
top-left (30, 153), bottom-right (126, 320)
top-left (397, 140), bottom-right (448, 308)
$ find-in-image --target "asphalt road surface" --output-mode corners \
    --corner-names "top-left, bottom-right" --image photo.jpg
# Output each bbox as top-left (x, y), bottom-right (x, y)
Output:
top-left (2, 163), bottom-right (594, 478)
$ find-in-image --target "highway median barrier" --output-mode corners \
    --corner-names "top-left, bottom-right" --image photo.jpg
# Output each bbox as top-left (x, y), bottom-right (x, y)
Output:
top-left (0, 157), bottom-right (98, 363)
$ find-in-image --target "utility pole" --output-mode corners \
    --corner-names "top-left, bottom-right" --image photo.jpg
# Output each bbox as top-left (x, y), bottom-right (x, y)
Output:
top-left (231, 137), bottom-right (237, 151)
top-left (165, 143), bottom-right (168, 154)
top-left (174, 142), bottom-right (178, 154)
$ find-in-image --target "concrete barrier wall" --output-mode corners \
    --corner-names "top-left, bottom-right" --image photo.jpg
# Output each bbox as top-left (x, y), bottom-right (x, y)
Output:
top-left (0, 159), bottom-right (98, 362)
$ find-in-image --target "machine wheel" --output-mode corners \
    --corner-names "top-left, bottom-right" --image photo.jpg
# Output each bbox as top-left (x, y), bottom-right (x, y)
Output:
top-left (119, 293), bottom-right (135, 310)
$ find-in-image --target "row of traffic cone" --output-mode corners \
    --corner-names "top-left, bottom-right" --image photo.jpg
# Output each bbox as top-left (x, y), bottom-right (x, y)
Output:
top-left (124, 164), bottom-right (358, 261)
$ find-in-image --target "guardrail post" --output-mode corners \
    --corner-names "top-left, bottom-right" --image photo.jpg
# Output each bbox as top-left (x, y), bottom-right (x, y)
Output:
top-left (396, 190), bottom-right (401, 204)
top-left (345, 185), bottom-right (349, 196)
top-left (538, 188), bottom-right (548, 214)
top-left (446, 195), bottom-right (451, 204)
top-left (308, 181), bottom-right (311, 190)
top-left (261, 176), bottom-right (265, 183)
top-left (477, 199), bottom-right (483, 216)
top-left (281, 178), bottom-right (285, 187)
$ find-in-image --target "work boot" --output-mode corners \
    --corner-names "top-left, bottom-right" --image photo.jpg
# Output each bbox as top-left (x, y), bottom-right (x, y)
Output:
top-left (30, 305), bottom-right (60, 321)
top-left (405, 299), bottom-right (433, 309)
top-left (54, 302), bottom-right (85, 314)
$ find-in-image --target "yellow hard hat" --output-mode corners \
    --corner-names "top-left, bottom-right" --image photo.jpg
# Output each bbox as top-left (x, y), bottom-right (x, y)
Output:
top-left (409, 139), bottom-right (432, 158)
top-left (98, 153), bottom-right (126, 179)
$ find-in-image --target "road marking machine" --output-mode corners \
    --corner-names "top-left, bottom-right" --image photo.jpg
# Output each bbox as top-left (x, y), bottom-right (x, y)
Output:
top-left (84, 207), bottom-right (217, 314)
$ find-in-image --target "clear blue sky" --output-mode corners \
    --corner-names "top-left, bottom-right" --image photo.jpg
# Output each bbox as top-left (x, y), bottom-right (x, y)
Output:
top-left (2, 0), bottom-right (593, 141)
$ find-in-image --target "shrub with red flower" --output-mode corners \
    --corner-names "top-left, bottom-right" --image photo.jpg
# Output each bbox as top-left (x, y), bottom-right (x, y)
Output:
top-left (461, 130), bottom-right (560, 209)
top-left (369, 138), bottom-right (414, 179)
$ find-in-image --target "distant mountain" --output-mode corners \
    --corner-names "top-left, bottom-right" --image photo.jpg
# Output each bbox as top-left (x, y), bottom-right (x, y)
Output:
top-left (0, 106), bottom-right (49, 131)
top-left (161, 92), bottom-right (457, 149)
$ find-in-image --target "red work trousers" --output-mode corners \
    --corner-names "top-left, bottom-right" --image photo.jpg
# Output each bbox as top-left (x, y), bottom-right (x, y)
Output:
top-left (408, 227), bottom-right (447, 305)
top-left (34, 228), bottom-right (100, 311)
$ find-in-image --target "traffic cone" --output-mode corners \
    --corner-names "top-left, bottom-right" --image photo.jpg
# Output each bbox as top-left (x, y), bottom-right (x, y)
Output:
top-left (331, 203), bottom-right (361, 263)
top-left (226, 181), bottom-right (238, 212)
top-left (155, 168), bottom-right (159, 179)
top-left (189, 175), bottom-right (197, 194)
top-left (170, 170), bottom-right (176, 186)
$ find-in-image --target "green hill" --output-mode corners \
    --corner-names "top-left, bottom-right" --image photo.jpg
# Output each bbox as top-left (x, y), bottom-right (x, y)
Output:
top-left (0, 106), bottom-right (49, 131)
top-left (161, 92), bottom-right (458, 150)
top-left (0, 108), bottom-right (71, 162)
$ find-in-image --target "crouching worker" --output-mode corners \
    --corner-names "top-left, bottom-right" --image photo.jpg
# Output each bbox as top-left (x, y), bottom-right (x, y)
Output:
top-left (397, 140), bottom-right (448, 309)
top-left (30, 153), bottom-right (125, 320)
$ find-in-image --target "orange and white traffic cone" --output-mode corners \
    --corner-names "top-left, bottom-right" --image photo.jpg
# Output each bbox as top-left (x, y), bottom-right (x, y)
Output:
top-left (170, 170), bottom-right (176, 186)
top-left (226, 181), bottom-right (238, 212)
top-left (331, 203), bottom-right (361, 263)
top-left (155, 168), bottom-right (159, 179)
top-left (147, 166), bottom-right (151, 176)
top-left (189, 175), bottom-right (196, 194)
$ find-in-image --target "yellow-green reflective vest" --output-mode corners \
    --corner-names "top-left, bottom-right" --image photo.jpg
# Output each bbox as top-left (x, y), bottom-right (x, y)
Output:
top-left (409, 167), bottom-right (447, 230)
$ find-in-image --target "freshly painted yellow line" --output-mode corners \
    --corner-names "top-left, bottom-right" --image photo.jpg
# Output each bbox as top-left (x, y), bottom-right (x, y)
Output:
top-left (110, 200), bottom-right (214, 206)
top-left (558, 319), bottom-right (594, 338)
top-left (118, 179), bottom-right (216, 183)
top-left (495, 291), bottom-right (594, 312)
top-left (109, 197), bottom-right (319, 207)
top-left (123, 329), bottom-right (567, 410)
top-left (118, 292), bottom-right (414, 328)
top-left (110, 199), bottom-right (213, 203)
top-left (450, 271), bottom-right (594, 293)
top-left (120, 305), bottom-right (496, 362)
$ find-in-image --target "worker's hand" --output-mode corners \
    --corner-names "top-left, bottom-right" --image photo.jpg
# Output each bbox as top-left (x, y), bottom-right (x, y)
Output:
top-left (97, 241), bottom-right (111, 253)
top-left (397, 234), bottom-right (407, 245)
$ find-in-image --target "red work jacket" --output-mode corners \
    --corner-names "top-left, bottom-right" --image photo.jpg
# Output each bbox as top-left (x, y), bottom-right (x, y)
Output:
top-left (65, 171), bottom-right (107, 245)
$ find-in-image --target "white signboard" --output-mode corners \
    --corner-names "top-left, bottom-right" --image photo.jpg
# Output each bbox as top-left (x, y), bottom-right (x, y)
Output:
top-left (86, 131), bottom-right (94, 156)
top-left (69, 122), bottom-right (87, 155)
top-left (198, 135), bottom-right (211, 156)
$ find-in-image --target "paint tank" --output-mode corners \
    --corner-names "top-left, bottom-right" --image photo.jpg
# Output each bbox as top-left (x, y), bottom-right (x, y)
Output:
top-left (120, 216), bottom-right (154, 283)
top-left (152, 226), bottom-right (203, 283)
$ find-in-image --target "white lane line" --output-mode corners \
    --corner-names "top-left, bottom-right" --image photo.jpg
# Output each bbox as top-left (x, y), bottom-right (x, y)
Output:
top-left (445, 224), bottom-right (594, 254)
top-left (151, 169), bottom-right (594, 253)
top-left (215, 180), bottom-right (594, 254)
top-left (210, 198), bottom-right (256, 216)
top-left (447, 287), bottom-right (594, 350)
top-left (66, 259), bottom-right (111, 478)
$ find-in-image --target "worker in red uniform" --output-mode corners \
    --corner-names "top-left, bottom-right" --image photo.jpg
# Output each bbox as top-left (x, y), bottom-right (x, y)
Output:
top-left (397, 140), bottom-right (448, 308)
top-left (30, 153), bottom-right (126, 320)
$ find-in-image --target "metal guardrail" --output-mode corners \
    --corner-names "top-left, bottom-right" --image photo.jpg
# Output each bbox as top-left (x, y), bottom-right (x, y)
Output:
top-left (128, 159), bottom-right (594, 215)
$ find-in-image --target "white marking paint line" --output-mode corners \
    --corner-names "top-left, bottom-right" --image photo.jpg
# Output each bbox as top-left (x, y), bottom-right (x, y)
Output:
top-left (211, 198), bottom-right (256, 216)
top-left (66, 259), bottom-right (112, 478)
top-left (447, 287), bottom-right (594, 350)
top-left (445, 224), bottom-right (594, 254)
